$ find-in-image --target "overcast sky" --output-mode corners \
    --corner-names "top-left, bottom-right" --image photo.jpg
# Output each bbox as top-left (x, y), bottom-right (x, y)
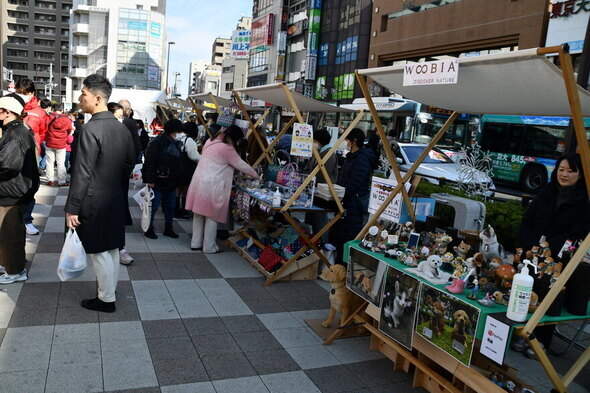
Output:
top-left (165, 0), bottom-right (252, 96)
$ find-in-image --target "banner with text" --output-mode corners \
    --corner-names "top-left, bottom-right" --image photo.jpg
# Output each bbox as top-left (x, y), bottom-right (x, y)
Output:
top-left (368, 176), bottom-right (411, 223)
top-left (291, 123), bottom-right (314, 157)
top-left (403, 59), bottom-right (459, 86)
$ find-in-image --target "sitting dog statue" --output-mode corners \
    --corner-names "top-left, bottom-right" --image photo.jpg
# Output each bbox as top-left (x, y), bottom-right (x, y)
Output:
top-left (417, 255), bottom-right (443, 279)
top-left (479, 225), bottom-right (507, 262)
top-left (321, 265), bottom-right (364, 329)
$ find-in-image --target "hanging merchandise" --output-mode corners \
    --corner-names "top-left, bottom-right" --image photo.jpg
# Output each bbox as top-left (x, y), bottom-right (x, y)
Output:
top-left (266, 149), bottom-right (291, 182)
top-left (277, 163), bottom-right (305, 189)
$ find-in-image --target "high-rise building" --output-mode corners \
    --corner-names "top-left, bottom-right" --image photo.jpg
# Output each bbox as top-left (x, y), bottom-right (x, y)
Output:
top-left (221, 16), bottom-right (251, 99)
top-left (188, 60), bottom-right (207, 96)
top-left (1, 0), bottom-right (74, 99)
top-left (211, 37), bottom-right (232, 66)
top-left (68, 0), bottom-right (167, 103)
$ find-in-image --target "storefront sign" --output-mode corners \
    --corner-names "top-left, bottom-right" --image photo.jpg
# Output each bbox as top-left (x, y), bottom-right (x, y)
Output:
top-left (479, 316), bottom-right (510, 365)
top-left (403, 59), bottom-right (459, 86)
top-left (546, 0), bottom-right (589, 54)
top-left (251, 14), bottom-right (274, 47)
top-left (275, 54), bottom-right (286, 81)
top-left (369, 177), bottom-right (410, 222)
top-left (291, 123), bottom-right (313, 157)
top-left (305, 55), bottom-right (317, 81)
top-left (550, 0), bottom-right (589, 18)
top-left (231, 30), bottom-right (251, 59)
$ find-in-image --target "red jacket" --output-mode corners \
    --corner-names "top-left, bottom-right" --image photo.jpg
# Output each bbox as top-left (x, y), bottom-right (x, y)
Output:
top-left (45, 113), bottom-right (73, 150)
top-left (22, 96), bottom-right (48, 147)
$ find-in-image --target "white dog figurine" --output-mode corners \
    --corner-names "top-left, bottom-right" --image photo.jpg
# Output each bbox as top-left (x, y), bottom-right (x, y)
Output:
top-left (416, 255), bottom-right (443, 279)
top-left (479, 225), bottom-right (506, 262)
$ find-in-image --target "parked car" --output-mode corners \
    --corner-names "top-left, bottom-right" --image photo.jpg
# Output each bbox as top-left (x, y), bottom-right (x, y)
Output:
top-left (394, 143), bottom-right (495, 195)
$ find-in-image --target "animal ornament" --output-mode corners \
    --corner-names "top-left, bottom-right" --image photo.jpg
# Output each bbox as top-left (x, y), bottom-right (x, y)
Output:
top-left (479, 225), bottom-right (506, 262)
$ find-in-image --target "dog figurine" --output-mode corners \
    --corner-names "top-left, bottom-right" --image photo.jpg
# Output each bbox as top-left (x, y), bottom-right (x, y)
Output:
top-left (320, 265), bottom-right (363, 329)
top-left (479, 225), bottom-right (506, 262)
top-left (429, 301), bottom-right (446, 337)
top-left (453, 241), bottom-right (471, 260)
top-left (417, 255), bottom-right (443, 279)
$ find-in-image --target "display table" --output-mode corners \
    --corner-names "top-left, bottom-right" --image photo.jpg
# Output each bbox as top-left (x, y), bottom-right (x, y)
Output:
top-left (323, 240), bottom-right (590, 393)
top-left (228, 185), bottom-right (338, 286)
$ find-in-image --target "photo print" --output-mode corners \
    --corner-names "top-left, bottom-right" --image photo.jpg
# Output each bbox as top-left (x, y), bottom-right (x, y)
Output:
top-left (415, 284), bottom-right (481, 366)
top-left (347, 247), bottom-right (387, 307)
top-left (379, 267), bottom-right (421, 349)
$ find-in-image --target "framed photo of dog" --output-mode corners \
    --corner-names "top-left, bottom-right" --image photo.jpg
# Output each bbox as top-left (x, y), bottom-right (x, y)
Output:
top-left (415, 284), bottom-right (481, 366)
top-left (378, 267), bottom-right (421, 350)
top-left (347, 247), bottom-right (387, 307)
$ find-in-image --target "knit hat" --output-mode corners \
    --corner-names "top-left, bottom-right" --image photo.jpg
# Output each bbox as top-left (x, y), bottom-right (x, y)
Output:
top-left (164, 119), bottom-right (183, 135)
top-left (0, 93), bottom-right (25, 116)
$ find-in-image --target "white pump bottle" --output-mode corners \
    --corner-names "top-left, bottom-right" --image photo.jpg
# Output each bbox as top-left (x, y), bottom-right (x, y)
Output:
top-left (506, 259), bottom-right (538, 322)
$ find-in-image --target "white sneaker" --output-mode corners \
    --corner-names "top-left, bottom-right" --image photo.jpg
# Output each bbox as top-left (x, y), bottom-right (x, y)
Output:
top-left (0, 269), bottom-right (28, 284)
top-left (0, 265), bottom-right (5, 274)
top-left (119, 249), bottom-right (134, 265)
top-left (25, 223), bottom-right (40, 235)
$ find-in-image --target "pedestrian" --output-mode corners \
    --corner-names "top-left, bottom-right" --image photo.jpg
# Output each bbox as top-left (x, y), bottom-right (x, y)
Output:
top-left (186, 125), bottom-right (259, 253)
top-left (330, 128), bottom-right (377, 265)
top-left (65, 74), bottom-right (135, 312)
top-left (45, 103), bottom-right (73, 187)
top-left (142, 119), bottom-right (183, 239)
top-left (175, 121), bottom-right (200, 220)
top-left (118, 99), bottom-right (141, 163)
top-left (15, 78), bottom-right (47, 236)
top-left (38, 98), bottom-right (52, 172)
top-left (136, 119), bottom-right (150, 162)
top-left (0, 94), bottom-right (40, 284)
top-left (107, 102), bottom-right (136, 265)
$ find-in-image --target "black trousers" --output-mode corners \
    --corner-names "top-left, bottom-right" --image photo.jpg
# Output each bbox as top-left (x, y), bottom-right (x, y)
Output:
top-left (0, 204), bottom-right (27, 274)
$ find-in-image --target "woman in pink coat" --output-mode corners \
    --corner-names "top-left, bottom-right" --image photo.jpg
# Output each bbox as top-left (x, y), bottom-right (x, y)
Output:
top-left (186, 125), bottom-right (258, 253)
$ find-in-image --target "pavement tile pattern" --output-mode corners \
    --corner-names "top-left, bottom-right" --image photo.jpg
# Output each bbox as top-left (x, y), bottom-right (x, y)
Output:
top-left (0, 183), bottom-right (587, 393)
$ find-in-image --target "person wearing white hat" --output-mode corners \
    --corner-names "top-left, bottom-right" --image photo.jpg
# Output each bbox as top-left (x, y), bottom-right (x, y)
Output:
top-left (0, 94), bottom-right (40, 284)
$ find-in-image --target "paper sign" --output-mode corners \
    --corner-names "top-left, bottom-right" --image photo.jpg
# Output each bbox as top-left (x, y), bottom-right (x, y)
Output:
top-left (403, 59), bottom-right (459, 86)
top-left (291, 123), bottom-right (313, 157)
top-left (368, 176), bottom-right (411, 223)
top-left (479, 316), bottom-right (511, 365)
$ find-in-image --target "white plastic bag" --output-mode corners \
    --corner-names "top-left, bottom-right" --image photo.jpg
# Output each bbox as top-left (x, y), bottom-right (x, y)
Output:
top-left (57, 229), bottom-right (87, 281)
top-left (132, 163), bottom-right (143, 188)
top-left (134, 186), bottom-right (154, 232)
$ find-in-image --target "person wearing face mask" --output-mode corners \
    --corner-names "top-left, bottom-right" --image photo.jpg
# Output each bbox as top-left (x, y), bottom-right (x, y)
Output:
top-left (44, 103), bottom-right (73, 187)
top-left (512, 153), bottom-right (590, 358)
top-left (15, 78), bottom-right (48, 236)
top-left (142, 119), bottom-right (183, 239)
top-left (0, 94), bottom-right (40, 284)
top-left (330, 128), bottom-right (377, 265)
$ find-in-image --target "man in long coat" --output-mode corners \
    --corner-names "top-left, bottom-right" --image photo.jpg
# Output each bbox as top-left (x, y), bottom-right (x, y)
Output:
top-left (65, 74), bottom-right (135, 313)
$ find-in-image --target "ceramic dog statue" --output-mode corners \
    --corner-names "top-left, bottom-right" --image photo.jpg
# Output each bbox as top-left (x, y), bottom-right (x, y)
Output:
top-left (479, 225), bottom-right (506, 262)
top-left (417, 255), bottom-right (443, 279)
top-left (320, 265), bottom-right (363, 329)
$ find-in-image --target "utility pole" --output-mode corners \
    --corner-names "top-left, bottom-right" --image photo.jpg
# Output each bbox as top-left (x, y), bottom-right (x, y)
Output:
top-left (49, 63), bottom-right (54, 100)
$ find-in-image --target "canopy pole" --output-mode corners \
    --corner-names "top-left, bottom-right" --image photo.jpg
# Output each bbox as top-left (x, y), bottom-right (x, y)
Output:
top-left (233, 92), bottom-right (272, 164)
top-left (187, 97), bottom-right (213, 138)
top-left (164, 100), bottom-right (177, 119)
top-left (154, 103), bottom-right (167, 125)
top-left (557, 46), bottom-right (590, 198)
top-left (252, 116), bottom-right (296, 169)
top-left (355, 112), bottom-right (459, 240)
top-left (355, 70), bottom-right (416, 222)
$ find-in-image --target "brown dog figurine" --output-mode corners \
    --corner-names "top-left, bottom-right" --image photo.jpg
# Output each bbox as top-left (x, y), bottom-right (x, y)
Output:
top-left (320, 265), bottom-right (363, 329)
top-left (430, 301), bottom-right (446, 337)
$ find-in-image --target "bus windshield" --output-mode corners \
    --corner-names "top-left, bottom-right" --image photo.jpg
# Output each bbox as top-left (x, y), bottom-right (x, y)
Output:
top-left (413, 114), bottom-right (470, 148)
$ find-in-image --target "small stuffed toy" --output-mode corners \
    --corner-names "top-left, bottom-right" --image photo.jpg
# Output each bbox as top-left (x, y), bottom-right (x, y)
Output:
top-left (453, 240), bottom-right (471, 260)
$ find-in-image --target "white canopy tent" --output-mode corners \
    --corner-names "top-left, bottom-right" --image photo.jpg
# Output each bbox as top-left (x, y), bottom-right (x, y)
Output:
top-left (358, 48), bottom-right (590, 116)
top-left (235, 83), bottom-right (355, 113)
top-left (189, 93), bottom-right (263, 112)
top-left (109, 88), bottom-right (167, 125)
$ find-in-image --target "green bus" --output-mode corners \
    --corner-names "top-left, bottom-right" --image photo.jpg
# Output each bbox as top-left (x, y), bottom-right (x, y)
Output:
top-left (479, 115), bottom-right (590, 193)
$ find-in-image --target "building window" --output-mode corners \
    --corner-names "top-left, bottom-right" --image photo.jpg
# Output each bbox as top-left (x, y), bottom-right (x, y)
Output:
top-left (225, 82), bottom-right (233, 91)
top-left (62, 29), bottom-right (70, 36)
top-left (34, 64), bottom-right (51, 72)
top-left (8, 0), bottom-right (28, 5)
top-left (8, 23), bottom-right (28, 33)
top-left (34, 26), bottom-right (56, 35)
top-left (253, 0), bottom-right (273, 18)
top-left (388, 0), bottom-right (464, 20)
top-left (249, 49), bottom-right (270, 73)
top-left (34, 51), bottom-right (55, 60)
top-left (34, 38), bottom-right (55, 47)
top-left (35, 1), bottom-right (57, 10)
top-left (208, 81), bottom-right (218, 90)
top-left (35, 13), bottom-right (56, 22)
top-left (7, 49), bottom-right (28, 57)
top-left (8, 10), bottom-right (29, 19)
top-left (62, 3), bottom-right (72, 11)
top-left (8, 37), bottom-right (28, 45)
top-left (7, 62), bottom-right (28, 70)
top-left (62, 16), bottom-right (70, 23)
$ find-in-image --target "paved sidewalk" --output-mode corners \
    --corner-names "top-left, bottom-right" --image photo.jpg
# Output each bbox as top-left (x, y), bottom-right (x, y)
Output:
top-left (0, 183), bottom-right (587, 393)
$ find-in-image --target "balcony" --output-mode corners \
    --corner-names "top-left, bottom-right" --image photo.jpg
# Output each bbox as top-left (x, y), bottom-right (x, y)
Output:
top-left (71, 46), bottom-right (88, 56)
top-left (70, 68), bottom-right (88, 78)
top-left (72, 23), bottom-right (89, 35)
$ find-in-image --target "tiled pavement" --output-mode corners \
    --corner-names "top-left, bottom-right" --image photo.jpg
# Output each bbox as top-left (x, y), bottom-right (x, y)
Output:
top-left (0, 183), bottom-right (588, 393)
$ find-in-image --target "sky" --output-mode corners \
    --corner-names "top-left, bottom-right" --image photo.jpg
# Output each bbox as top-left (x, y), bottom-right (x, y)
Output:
top-left (165, 0), bottom-right (252, 96)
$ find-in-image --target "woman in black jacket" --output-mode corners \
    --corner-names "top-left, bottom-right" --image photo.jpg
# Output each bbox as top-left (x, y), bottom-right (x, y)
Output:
top-left (0, 94), bottom-right (40, 284)
top-left (142, 119), bottom-right (182, 239)
top-left (331, 128), bottom-right (377, 265)
top-left (515, 153), bottom-right (590, 357)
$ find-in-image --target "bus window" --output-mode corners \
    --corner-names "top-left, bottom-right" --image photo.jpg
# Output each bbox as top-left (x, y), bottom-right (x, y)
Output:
top-left (481, 123), bottom-right (510, 153)
top-left (522, 125), bottom-right (565, 159)
top-left (506, 124), bottom-right (524, 154)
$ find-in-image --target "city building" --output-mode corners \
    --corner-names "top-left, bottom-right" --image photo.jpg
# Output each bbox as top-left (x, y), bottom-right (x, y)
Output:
top-left (369, 0), bottom-right (548, 69)
top-left (1, 0), bottom-right (73, 99)
top-left (68, 0), bottom-right (167, 103)
top-left (211, 37), bottom-right (231, 66)
top-left (188, 60), bottom-right (207, 96)
top-left (198, 65), bottom-right (222, 96)
top-left (236, 16), bottom-right (252, 31)
top-left (220, 57), bottom-right (248, 99)
top-left (313, 0), bottom-right (373, 104)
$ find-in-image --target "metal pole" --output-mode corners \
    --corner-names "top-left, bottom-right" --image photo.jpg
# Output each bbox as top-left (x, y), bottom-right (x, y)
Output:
top-left (165, 41), bottom-right (175, 94)
top-left (49, 63), bottom-right (54, 100)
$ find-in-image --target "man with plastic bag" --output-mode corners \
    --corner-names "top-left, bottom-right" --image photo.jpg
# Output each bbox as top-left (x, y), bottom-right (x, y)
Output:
top-left (0, 94), bottom-right (40, 284)
top-left (65, 74), bottom-right (135, 313)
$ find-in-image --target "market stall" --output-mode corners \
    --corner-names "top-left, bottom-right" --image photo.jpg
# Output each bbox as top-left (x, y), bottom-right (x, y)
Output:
top-left (229, 83), bottom-right (373, 285)
top-left (322, 45), bottom-right (590, 393)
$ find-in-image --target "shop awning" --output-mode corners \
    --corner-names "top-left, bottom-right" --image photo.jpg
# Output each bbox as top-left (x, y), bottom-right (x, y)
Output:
top-left (167, 98), bottom-right (192, 110)
top-left (189, 93), bottom-right (263, 112)
top-left (358, 48), bottom-right (590, 116)
top-left (235, 83), bottom-right (356, 113)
